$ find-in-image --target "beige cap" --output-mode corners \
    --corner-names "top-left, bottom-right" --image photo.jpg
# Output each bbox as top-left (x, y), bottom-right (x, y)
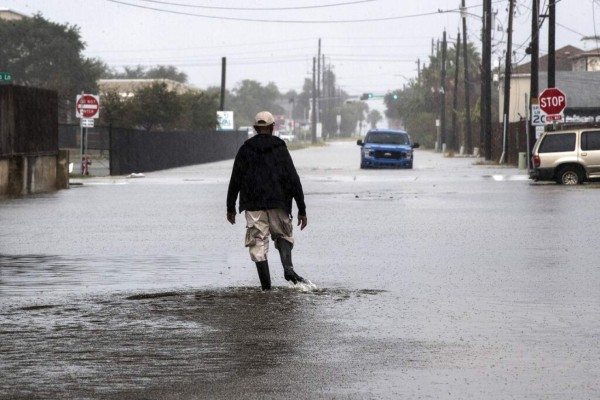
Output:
top-left (254, 111), bottom-right (275, 126)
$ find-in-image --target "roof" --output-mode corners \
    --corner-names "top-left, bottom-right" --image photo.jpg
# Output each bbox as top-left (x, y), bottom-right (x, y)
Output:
top-left (0, 8), bottom-right (29, 20)
top-left (98, 79), bottom-right (200, 96)
top-left (569, 48), bottom-right (600, 59)
top-left (512, 45), bottom-right (584, 74)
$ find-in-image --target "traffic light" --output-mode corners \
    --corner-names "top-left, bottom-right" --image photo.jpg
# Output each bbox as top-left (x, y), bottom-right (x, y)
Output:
top-left (360, 93), bottom-right (373, 100)
top-left (392, 93), bottom-right (399, 100)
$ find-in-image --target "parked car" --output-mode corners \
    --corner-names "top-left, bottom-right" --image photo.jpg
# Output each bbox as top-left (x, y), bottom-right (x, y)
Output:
top-left (530, 126), bottom-right (600, 185)
top-left (278, 131), bottom-right (296, 143)
top-left (356, 129), bottom-right (420, 169)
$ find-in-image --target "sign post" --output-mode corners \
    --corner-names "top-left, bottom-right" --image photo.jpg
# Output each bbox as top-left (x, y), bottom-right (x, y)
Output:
top-left (539, 87), bottom-right (567, 123)
top-left (75, 94), bottom-right (100, 175)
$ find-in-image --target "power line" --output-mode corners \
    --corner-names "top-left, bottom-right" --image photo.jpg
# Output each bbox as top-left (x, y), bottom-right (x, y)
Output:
top-left (110, 57), bottom-right (313, 68)
top-left (330, 56), bottom-right (416, 62)
top-left (89, 38), bottom-right (317, 54)
top-left (90, 36), bottom-right (436, 55)
top-left (132, 0), bottom-right (376, 11)
top-left (104, 0), bottom-right (452, 24)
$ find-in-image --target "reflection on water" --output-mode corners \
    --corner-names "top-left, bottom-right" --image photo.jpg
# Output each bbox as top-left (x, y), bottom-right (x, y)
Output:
top-left (0, 286), bottom-right (388, 399)
top-left (0, 253), bottom-right (235, 297)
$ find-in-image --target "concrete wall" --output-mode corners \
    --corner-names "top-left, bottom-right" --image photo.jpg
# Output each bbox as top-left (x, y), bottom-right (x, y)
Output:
top-left (0, 158), bottom-right (8, 195)
top-left (0, 152), bottom-right (69, 195)
top-left (30, 155), bottom-right (57, 193)
top-left (56, 150), bottom-right (69, 190)
top-left (0, 85), bottom-right (66, 196)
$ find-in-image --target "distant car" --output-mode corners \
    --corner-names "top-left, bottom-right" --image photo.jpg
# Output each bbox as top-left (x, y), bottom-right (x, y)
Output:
top-left (530, 126), bottom-right (600, 185)
top-left (356, 129), bottom-right (419, 169)
top-left (279, 132), bottom-right (296, 143)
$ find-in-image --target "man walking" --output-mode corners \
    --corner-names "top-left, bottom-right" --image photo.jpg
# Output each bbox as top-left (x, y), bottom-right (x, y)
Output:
top-left (226, 111), bottom-right (308, 291)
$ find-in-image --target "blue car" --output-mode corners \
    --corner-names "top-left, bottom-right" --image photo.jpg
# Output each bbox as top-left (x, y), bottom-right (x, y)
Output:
top-left (356, 129), bottom-right (420, 169)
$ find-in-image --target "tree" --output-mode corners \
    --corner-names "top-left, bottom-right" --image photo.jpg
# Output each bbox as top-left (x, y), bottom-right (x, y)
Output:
top-left (99, 89), bottom-right (133, 129)
top-left (0, 14), bottom-right (105, 122)
top-left (340, 101), bottom-right (369, 136)
top-left (106, 65), bottom-right (146, 80)
top-left (177, 91), bottom-right (220, 131)
top-left (295, 78), bottom-right (313, 122)
top-left (105, 65), bottom-right (188, 83)
top-left (130, 82), bottom-right (181, 131)
top-left (384, 38), bottom-right (482, 149)
top-left (228, 80), bottom-right (284, 127)
top-left (367, 110), bottom-right (382, 129)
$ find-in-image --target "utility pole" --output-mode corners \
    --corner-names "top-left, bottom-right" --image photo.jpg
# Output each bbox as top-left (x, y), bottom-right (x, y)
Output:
top-left (439, 30), bottom-right (447, 152)
top-left (501, 0), bottom-right (515, 164)
top-left (417, 58), bottom-right (421, 82)
top-left (322, 53), bottom-right (326, 138)
top-left (548, 0), bottom-right (556, 88)
top-left (528, 0), bottom-right (540, 168)
top-left (317, 38), bottom-right (321, 126)
top-left (451, 31), bottom-right (461, 153)
top-left (311, 57), bottom-right (317, 144)
top-left (462, 0), bottom-right (473, 155)
top-left (482, 0), bottom-right (492, 160)
top-left (219, 57), bottom-right (226, 111)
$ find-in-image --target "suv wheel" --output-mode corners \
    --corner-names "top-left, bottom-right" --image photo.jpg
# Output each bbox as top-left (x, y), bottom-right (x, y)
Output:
top-left (556, 166), bottom-right (582, 185)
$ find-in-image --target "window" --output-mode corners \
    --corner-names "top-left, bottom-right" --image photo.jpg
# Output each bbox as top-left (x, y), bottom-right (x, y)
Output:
top-left (366, 132), bottom-right (409, 145)
top-left (581, 131), bottom-right (600, 151)
top-left (539, 133), bottom-right (576, 153)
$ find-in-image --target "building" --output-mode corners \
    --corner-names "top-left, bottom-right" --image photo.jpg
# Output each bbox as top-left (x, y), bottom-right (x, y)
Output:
top-left (571, 49), bottom-right (600, 72)
top-left (98, 79), bottom-right (200, 98)
top-left (500, 45), bottom-right (600, 122)
top-left (0, 8), bottom-right (28, 21)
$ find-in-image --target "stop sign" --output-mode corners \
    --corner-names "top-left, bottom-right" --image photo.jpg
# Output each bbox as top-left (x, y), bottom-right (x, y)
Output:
top-left (539, 88), bottom-right (566, 115)
top-left (76, 94), bottom-right (100, 119)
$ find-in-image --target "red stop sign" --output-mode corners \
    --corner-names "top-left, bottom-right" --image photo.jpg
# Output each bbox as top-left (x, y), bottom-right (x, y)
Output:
top-left (539, 88), bottom-right (566, 115)
top-left (76, 94), bottom-right (100, 119)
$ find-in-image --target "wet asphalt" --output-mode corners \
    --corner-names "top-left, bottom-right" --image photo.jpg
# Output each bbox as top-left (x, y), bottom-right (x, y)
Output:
top-left (1, 141), bottom-right (600, 399)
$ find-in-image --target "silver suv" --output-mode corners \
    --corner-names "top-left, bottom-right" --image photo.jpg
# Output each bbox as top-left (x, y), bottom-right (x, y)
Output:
top-left (530, 127), bottom-right (600, 184)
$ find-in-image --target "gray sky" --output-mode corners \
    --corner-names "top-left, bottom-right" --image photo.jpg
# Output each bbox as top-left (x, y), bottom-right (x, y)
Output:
top-left (4, 0), bottom-right (599, 96)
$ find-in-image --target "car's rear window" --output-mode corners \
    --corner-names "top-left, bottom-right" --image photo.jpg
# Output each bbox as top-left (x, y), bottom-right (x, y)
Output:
top-left (538, 133), bottom-right (576, 153)
top-left (581, 131), bottom-right (600, 151)
top-left (365, 132), bottom-right (409, 145)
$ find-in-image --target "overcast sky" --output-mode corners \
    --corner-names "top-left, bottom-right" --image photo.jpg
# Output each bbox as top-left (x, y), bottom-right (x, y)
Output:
top-left (4, 0), bottom-right (599, 96)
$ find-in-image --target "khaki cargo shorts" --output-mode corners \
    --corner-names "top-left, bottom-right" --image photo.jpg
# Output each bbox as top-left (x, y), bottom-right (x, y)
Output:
top-left (244, 209), bottom-right (294, 262)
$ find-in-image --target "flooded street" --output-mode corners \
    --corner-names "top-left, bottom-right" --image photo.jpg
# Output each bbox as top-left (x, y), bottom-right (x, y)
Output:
top-left (1, 141), bottom-right (600, 399)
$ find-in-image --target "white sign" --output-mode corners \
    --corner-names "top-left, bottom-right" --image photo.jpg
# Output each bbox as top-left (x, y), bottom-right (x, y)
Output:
top-left (535, 125), bottom-right (545, 139)
top-left (531, 104), bottom-right (546, 126)
top-left (80, 118), bottom-right (94, 128)
top-left (217, 111), bottom-right (234, 130)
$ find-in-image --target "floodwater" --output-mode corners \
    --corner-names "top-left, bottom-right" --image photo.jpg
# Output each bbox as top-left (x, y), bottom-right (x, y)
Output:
top-left (1, 142), bottom-right (600, 399)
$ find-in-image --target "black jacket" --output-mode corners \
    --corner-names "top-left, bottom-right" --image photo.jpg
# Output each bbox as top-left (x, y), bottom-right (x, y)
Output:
top-left (226, 134), bottom-right (306, 216)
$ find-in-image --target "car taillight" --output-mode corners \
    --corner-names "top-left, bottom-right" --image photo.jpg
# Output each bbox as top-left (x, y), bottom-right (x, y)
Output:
top-left (533, 155), bottom-right (540, 167)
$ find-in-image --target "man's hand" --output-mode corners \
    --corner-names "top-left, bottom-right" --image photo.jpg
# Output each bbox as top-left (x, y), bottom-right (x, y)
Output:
top-left (227, 212), bottom-right (236, 225)
top-left (297, 215), bottom-right (307, 230)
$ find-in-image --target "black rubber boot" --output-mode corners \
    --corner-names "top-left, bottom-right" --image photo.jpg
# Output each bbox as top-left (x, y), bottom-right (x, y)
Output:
top-left (255, 261), bottom-right (271, 291)
top-left (276, 238), bottom-right (305, 284)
